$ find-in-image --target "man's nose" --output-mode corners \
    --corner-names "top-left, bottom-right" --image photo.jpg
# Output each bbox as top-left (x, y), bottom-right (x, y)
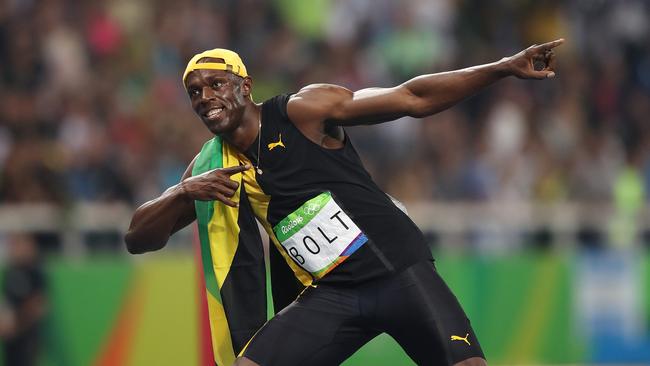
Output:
top-left (201, 86), bottom-right (217, 100)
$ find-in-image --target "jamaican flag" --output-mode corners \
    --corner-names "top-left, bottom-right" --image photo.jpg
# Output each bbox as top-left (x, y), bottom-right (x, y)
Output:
top-left (192, 136), bottom-right (302, 365)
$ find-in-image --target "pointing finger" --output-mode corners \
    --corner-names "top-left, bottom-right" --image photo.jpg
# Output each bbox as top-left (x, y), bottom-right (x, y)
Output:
top-left (535, 38), bottom-right (565, 51)
top-left (221, 164), bottom-right (251, 176)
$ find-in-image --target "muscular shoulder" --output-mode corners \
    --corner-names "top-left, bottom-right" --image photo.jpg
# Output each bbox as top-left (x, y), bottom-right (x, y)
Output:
top-left (287, 84), bottom-right (353, 124)
top-left (294, 83), bottom-right (352, 97)
top-left (285, 84), bottom-right (348, 147)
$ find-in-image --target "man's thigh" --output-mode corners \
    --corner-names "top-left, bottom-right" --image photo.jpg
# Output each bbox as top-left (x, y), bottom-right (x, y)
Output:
top-left (241, 286), bottom-right (378, 366)
top-left (378, 260), bottom-right (485, 365)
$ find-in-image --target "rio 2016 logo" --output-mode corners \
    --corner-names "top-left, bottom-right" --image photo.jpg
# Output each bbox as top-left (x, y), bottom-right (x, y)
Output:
top-left (280, 216), bottom-right (304, 235)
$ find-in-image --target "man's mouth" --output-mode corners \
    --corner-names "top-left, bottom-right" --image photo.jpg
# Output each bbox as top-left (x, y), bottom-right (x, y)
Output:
top-left (204, 107), bottom-right (225, 119)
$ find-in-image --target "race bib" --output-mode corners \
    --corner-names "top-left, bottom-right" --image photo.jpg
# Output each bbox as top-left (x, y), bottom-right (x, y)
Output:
top-left (273, 192), bottom-right (368, 279)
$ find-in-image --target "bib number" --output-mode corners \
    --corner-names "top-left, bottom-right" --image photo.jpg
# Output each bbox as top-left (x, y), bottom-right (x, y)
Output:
top-left (273, 192), bottom-right (368, 278)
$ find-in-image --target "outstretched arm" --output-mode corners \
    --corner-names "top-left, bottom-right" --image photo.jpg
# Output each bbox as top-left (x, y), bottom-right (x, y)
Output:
top-left (288, 39), bottom-right (563, 128)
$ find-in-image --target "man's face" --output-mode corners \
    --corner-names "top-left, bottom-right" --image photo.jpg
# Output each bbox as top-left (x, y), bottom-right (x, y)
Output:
top-left (184, 69), bottom-right (249, 135)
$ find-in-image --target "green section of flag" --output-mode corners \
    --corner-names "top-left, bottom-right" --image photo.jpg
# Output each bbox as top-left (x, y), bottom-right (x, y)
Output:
top-left (193, 137), bottom-right (223, 302)
top-left (265, 254), bottom-right (275, 321)
top-left (273, 192), bottom-right (331, 242)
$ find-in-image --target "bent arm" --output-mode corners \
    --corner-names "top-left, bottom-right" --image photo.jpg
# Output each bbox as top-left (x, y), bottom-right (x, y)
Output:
top-left (124, 157), bottom-right (249, 254)
top-left (124, 157), bottom-right (197, 254)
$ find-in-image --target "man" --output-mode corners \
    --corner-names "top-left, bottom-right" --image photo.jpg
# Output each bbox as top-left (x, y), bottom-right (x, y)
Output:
top-left (126, 38), bottom-right (563, 366)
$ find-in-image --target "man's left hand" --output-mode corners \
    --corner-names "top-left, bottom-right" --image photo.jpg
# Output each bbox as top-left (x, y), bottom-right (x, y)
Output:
top-left (503, 38), bottom-right (564, 80)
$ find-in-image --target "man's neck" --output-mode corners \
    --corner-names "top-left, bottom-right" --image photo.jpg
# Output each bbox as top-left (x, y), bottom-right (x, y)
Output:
top-left (221, 102), bottom-right (261, 152)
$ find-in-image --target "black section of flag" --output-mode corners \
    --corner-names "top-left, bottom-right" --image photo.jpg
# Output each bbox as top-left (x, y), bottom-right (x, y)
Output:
top-left (219, 184), bottom-right (267, 355)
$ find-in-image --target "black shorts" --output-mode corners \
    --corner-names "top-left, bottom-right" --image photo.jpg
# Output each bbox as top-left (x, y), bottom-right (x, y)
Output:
top-left (241, 260), bottom-right (485, 365)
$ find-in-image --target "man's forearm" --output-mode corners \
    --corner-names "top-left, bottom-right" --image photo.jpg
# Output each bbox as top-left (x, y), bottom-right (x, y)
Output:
top-left (402, 59), bottom-right (511, 117)
top-left (124, 184), bottom-right (195, 254)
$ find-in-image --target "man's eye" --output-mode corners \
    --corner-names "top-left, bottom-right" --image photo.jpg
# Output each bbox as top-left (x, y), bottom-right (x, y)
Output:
top-left (212, 82), bottom-right (223, 88)
top-left (189, 89), bottom-right (199, 97)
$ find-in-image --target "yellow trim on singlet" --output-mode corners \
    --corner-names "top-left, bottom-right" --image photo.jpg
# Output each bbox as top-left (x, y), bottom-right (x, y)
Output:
top-left (231, 146), bottom-right (313, 287)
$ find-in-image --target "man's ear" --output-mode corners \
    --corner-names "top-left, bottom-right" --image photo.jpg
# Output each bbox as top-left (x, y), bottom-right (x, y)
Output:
top-left (241, 76), bottom-right (253, 98)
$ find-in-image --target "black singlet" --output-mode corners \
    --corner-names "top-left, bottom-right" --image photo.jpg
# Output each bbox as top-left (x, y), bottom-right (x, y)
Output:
top-left (245, 94), bottom-right (433, 284)
top-left (239, 95), bottom-right (484, 366)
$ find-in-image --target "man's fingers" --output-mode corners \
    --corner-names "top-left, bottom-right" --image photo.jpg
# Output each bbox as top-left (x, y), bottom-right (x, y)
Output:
top-left (223, 180), bottom-right (239, 190)
top-left (221, 186), bottom-right (237, 197)
top-left (211, 183), bottom-right (236, 198)
top-left (545, 51), bottom-right (557, 71)
top-left (221, 164), bottom-right (251, 176)
top-left (530, 70), bottom-right (555, 80)
top-left (535, 38), bottom-right (565, 51)
top-left (532, 54), bottom-right (547, 71)
top-left (216, 193), bottom-right (238, 207)
top-left (532, 50), bottom-right (556, 71)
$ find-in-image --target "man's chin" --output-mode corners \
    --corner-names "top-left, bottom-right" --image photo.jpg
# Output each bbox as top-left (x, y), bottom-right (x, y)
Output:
top-left (203, 119), bottom-right (232, 135)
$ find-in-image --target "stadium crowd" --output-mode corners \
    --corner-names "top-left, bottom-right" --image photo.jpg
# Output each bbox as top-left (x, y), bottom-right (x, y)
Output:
top-left (1, 0), bottom-right (649, 208)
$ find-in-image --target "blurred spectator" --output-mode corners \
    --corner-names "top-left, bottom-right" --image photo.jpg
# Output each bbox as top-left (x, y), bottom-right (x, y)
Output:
top-left (0, 0), bottom-right (647, 209)
top-left (0, 234), bottom-right (48, 366)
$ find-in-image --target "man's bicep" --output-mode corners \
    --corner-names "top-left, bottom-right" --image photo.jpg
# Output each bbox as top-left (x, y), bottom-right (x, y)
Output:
top-left (287, 84), bottom-right (352, 126)
top-left (335, 86), bottom-right (417, 125)
top-left (288, 84), bottom-right (416, 127)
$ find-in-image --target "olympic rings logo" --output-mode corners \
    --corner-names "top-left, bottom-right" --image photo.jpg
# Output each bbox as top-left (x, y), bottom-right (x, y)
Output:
top-left (304, 203), bottom-right (321, 216)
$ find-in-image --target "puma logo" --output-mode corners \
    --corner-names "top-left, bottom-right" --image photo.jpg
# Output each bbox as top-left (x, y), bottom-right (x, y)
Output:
top-left (450, 333), bottom-right (471, 346)
top-left (268, 134), bottom-right (285, 151)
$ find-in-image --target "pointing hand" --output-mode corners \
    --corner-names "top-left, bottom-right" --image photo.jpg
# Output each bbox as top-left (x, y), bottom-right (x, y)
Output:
top-left (180, 164), bottom-right (250, 207)
top-left (503, 38), bottom-right (565, 80)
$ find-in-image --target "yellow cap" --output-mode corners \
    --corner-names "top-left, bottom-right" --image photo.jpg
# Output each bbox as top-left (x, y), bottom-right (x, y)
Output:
top-left (182, 48), bottom-right (248, 88)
